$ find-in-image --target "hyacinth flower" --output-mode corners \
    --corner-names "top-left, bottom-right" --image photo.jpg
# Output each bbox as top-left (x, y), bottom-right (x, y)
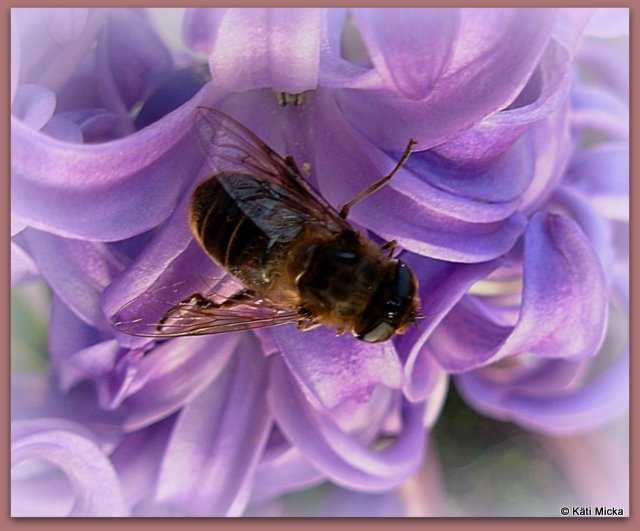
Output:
top-left (11, 7), bottom-right (628, 516)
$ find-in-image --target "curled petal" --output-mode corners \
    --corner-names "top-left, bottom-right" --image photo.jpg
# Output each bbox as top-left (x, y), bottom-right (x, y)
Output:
top-left (119, 333), bottom-right (240, 431)
top-left (456, 351), bottom-right (628, 434)
top-left (310, 93), bottom-right (527, 262)
top-left (339, 8), bottom-right (557, 147)
top-left (185, 8), bottom-right (323, 93)
top-left (11, 418), bottom-right (127, 516)
top-left (429, 212), bottom-right (608, 371)
top-left (252, 442), bottom-right (325, 504)
top-left (352, 8), bottom-right (459, 100)
top-left (22, 229), bottom-right (122, 329)
top-left (11, 94), bottom-right (208, 241)
top-left (397, 255), bottom-right (498, 402)
top-left (11, 84), bottom-right (56, 129)
top-left (154, 343), bottom-right (271, 516)
top-left (272, 325), bottom-right (403, 410)
top-left (269, 356), bottom-right (426, 492)
top-left (96, 9), bottom-right (173, 114)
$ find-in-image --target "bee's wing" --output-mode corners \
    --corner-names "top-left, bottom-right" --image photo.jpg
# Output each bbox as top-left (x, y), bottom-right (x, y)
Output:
top-left (112, 289), bottom-right (303, 338)
top-left (194, 106), bottom-right (351, 231)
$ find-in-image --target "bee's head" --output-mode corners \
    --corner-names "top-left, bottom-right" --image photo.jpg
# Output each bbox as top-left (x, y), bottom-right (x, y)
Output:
top-left (355, 260), bottom-right (419, 343)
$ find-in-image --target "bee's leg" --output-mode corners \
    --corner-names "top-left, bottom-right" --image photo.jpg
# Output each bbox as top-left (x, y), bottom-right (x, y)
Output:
top-left (339, 139), bottom-right (417, 219)
top-left (297, 319), bottom-right (321, 332)
top-left (296, 308), bottom-right (320, 332)
top-left (277, 92), bottom-right (305, 106)
top-left (379, 240), bottom-right (397, 257)
top-left (217, 289), bottom-right (256, 308)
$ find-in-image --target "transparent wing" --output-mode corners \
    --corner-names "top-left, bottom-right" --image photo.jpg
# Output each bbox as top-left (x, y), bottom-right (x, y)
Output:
top-left (194, 106), bottom-right (351, 233)
top-left (112, 284), bottom-right (303, 338)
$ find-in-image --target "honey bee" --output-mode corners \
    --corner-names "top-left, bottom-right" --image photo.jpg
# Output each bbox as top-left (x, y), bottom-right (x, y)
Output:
top-left (116, 107), bottom-right (420, 342)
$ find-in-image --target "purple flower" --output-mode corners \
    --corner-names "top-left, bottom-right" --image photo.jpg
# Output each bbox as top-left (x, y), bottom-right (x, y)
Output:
top-left (11, 7), bottom-right (628, 516)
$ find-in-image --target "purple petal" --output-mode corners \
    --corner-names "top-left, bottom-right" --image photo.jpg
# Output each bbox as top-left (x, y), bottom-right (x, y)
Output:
top-left (11, 241), bottom-right (39, 286)
top-left (272, 325), bottom-right (403, 410)
top-left (396, 254), bottom-right (498, 402)
top-left (11, 373), bottom-right (124, 445)
top-left (96, 10), bottom-right (172, 114)
top-left (429, 212), bottom-right (608, 371)
top-left (11, 83), bottom-right (56, 129)
top-left (119, 333), bottom-right (240, 431)
top-left (22, 229), bottom-right (123, 329)
top-left (565, 144), bottom-right (629, 222)
top-left (44, 7), bottom-right (89, 45)
top-left (269, 356), bottom-right (426, 492)
top-left (11, 418), bottom-right (127, 516)
top-left (185, 8), bottom-right (324, 93)
top-left (11, 92), bottom-right (209, 240)
top-left (110, 420), bottom-right (173, 514)
top-left (13, 8), bottom-right (108, 93)
top-left (352, 8), bottom-right (459, 100)
top-left (251, 441), bottom-right (325, 503)
top-left (310, 94), bottom-right (527, 261)
top-left (339, 8), bottom-right (557, 148)
top-left (153, 343), bottom-right (271, 516)
top-left (456, 351), bottom-right (628, 434)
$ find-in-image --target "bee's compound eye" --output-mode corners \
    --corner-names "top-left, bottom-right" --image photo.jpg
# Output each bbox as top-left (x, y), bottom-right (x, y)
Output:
top-left (359, 321), bottom-right (395, 343)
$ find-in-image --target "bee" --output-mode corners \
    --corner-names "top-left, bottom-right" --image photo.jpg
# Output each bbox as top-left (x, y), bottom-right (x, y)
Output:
top-left (117, 107), bottom-right (420, 342)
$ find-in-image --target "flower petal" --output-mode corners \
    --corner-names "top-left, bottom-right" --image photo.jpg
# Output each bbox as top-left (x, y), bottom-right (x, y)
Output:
top-left (153, 341), bottom-right (271, 516)
top-left (22, 229), bottom-right (123, 329)
top-left (119, 333), bottom-right (240, 431)
top-left (429, 212), bottom-right (608, 371)
top-left (352, 8), bottom-right (459, 100)
top-left (11, 93), bottom-right (208, 240)
top-left (456, 351), bottom-right (628, 434)
top-left (11, 418), bottom-right (127, 516)
top-left (269, 356), bottom-right (426, 492)
top-left (272, 325), bottom-right (403, 410)
top-left (310, 93), bottom-right (527, 261)
top-left (185, 8), bottom-right (323, 93)
top-left (340, 8), bottom-right (558, 147)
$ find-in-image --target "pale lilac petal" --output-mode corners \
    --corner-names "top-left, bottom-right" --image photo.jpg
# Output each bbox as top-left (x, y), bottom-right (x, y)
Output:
top-left (13, 8), bottom-right (107, 92)
top-left (154, 344), bottom-right (271, 516)
top-left (11, 241), bottom-right (39, 286)
top-left (251, 442), bottom-right (325, 503)
top-left (456, 351), bottom-right (628, 434)
top-left (584, 8), bottom-right (629, 38)
top-left (272, 325), bottom-right (403, 410)
top-left (11, 83), bottom-right (56, 129)
top-left (185, 8), bottom-right (323, 93)
top-left (119, 333), bottom-right (240, 431)
top-left (565, 144), bottom-right (629, 222)
top-left (397, 255), bottom-right (498, 402)
top-left (11, 418), bottom-right (128, 516)
top-left (429, 212), bottom-right (608, 371)
top-left (352, 8), bottom-right (458, 99)
top-left (269, 356), bottom-right (426, 492)
top-left (22, 229), bottom-right (123, 329)
top-left (11, 94), bottom-right (209, 241)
